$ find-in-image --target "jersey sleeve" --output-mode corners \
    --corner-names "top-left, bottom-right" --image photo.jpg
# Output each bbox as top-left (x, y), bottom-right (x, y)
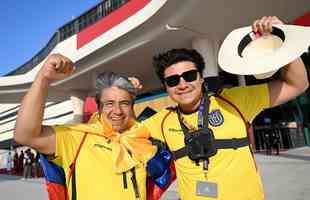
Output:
top-left (51, 125), bottom-right (82, 168)
top-left (141, 110), bottom-right (170, 143)
top-left (220, 83), bottom-right (270, 123)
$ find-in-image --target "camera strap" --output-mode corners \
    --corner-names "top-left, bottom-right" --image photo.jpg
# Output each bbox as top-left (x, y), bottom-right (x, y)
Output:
top-left (176, 94), bottom-right (211, 167)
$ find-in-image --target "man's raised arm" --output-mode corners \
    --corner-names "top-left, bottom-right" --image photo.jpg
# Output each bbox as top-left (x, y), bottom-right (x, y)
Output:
top-left (252, 16), bottom-right (309, 107)
top-left (14, 54), bottom-right (75, 155)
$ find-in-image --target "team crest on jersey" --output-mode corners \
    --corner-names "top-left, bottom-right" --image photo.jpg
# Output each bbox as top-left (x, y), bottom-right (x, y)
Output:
top-left (208, 109), bottom-right (224, 127)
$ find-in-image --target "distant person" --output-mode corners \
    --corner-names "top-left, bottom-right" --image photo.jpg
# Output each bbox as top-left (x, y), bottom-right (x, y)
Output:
top-left (18, 150), bottom-right (24, 174)
top-left (34, 152), bottom-right (41, 178)
top-left (13, 150), bottom-right (19, 174)
top-left (264, 132), bottom-right (272, 155)
top-left (5, 151), bottom-right (13, 174)
top-left (23, 149), bottom-right (33, 179)
top-left (271, 127), bottom-right (281, 155)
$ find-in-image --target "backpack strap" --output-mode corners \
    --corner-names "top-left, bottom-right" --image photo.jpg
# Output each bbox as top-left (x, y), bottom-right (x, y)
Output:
top-left (161, 108), bottom-right (175, 142)
top-left (215, 94), bottom-right (258, 170)
top-left (172, 137), bottom-right (249, 160)
top-left (215, 94), bottom-right (248, 128)
top-left (66, 133), bottom-right (88, 200)
top-left (215, 94), bottom-right (256, 147)
top-left (130, 168), bottom-right (140, 199)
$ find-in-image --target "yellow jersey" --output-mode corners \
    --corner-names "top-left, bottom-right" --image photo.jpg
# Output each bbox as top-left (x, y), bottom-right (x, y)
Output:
top-left (52, 125), bottom-right (147, 200)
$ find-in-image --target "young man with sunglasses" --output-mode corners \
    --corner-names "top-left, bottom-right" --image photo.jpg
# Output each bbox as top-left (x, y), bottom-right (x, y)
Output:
top-left (125, 16), bottom-right (308, 199)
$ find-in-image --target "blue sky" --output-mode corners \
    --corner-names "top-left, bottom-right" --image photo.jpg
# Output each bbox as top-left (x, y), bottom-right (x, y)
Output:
top-left (0, 0), bottom-right (101, 76)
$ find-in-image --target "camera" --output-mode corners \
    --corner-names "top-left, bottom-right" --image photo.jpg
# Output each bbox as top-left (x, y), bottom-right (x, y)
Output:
top-left (184, 128), bottom-right (217, 161)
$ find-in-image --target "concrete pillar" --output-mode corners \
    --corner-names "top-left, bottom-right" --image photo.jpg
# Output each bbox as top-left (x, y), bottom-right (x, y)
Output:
top-left (192, 37), bottom-right (222, 92)
top-left (192, 37), bottom-right (220, 78)
top-left (70, 90), bottom-right (87, 123)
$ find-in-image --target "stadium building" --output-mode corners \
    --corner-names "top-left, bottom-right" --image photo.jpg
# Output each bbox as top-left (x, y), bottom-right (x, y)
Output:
top-left (0, 0), bottom-right (310, 154)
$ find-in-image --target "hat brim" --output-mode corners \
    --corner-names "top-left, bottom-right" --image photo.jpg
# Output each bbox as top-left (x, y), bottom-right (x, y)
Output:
top-left (218, 25), bottom-right (310, 75)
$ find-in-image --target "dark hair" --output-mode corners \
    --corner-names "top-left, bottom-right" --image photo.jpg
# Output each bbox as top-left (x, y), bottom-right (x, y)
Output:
top-left (95, 71), bottom-right (136, 107)
top-left (153, 48), bottom-right (205, 83)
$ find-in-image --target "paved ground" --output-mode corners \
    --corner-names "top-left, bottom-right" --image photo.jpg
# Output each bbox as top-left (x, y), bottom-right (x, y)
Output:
top-left (0, 147), bottom-right (309, 200)
top-left (0, 175), bottom-right (47, 200)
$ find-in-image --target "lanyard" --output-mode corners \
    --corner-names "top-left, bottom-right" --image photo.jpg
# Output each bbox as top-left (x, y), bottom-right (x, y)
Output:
top-left (198, 94), bottom-right (210, 171)
top-left (177, 94), bottom-right (209, 134)
top-left (177, 93), bottom-right (211, 171)
top-left (198, 96), bottom-right (206, 129)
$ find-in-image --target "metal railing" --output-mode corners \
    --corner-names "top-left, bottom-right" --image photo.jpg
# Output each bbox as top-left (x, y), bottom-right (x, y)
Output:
top-left (5, 0), bottom-right (130, 76)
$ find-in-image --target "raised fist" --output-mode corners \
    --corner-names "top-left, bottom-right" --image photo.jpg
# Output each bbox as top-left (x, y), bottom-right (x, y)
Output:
top-left (39, 53), bottom-right (75, 82)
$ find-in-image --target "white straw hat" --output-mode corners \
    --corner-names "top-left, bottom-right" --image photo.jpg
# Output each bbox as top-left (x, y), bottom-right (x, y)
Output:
top-left (218, 25), bottom-right (310, 79)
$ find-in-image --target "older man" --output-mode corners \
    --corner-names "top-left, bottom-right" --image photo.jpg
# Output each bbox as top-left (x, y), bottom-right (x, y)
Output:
top-left (14, 54), bottom-right (156, 200)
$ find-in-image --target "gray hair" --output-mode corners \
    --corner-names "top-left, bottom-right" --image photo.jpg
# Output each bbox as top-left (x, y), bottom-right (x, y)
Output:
top-left (95, 71), bottom-right (137, 106)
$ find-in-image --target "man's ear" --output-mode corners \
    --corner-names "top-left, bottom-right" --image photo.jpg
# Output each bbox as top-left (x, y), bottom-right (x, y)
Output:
top-left (199, 76), bottom-right (204, 84)
top-left (161, 83), bottom-right (167, 90)
top-left (97, 102), bottom-right (103, 115)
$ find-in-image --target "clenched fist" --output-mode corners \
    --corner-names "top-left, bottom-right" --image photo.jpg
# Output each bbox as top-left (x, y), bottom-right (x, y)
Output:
top-left (39, 53), bottom-right (75, 83)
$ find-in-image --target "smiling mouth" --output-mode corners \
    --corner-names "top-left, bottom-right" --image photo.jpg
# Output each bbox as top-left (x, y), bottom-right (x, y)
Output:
top-left (110, 117), bottom-right (126, 123)
top-left (111, 119), bottom-right (123, 123)
top-left (177, 91), bottom-right (192, 95)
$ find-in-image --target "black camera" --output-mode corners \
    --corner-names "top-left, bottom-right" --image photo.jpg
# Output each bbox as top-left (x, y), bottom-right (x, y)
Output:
top-left (184, 128), bottom-right (217, 161)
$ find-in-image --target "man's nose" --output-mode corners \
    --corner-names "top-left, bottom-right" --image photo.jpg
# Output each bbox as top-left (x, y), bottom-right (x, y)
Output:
top-left (177, 77), bottom-right (188, 89)
top-left (112, 104), bottom-right (123, 114)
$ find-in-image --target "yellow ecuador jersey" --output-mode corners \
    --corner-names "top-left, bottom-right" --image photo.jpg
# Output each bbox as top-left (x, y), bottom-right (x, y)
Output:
top-left (52, 125), bottom-right (147, 200)
top-left (143, 84), bottom-right (270, 200)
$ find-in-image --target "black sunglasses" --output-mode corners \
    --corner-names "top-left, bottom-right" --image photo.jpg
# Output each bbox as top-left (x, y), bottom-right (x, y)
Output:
top-left (164, 69), bottom-right (199, 87)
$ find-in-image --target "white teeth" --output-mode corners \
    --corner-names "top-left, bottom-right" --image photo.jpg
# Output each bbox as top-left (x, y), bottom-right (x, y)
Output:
top-left (111, 118), bottom-right (123, 121)
top-left (178, 92), bottom-right (190, 95)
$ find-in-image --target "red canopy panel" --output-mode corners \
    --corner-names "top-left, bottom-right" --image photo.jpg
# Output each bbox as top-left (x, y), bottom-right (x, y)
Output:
top-left (293, 11), bottom-right (310, 26)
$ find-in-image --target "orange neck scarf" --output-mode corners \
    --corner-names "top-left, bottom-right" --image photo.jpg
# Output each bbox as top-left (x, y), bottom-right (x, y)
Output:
top-left (67, 113), bottom-right (156, 173)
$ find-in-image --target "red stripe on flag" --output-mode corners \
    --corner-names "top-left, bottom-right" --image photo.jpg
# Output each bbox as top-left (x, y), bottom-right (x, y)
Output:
top-left (77, 0), bottom-right (151, 49)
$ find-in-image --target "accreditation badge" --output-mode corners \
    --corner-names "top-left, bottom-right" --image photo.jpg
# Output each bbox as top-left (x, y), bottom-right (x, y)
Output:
top-left (196, 180), bottom-right (218, 198)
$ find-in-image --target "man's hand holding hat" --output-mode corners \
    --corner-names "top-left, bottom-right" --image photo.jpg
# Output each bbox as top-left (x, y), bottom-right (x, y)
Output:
top-left (252, 16), bottom-right (283, 34)
top-left (218, 16), bottom-right (310, 79)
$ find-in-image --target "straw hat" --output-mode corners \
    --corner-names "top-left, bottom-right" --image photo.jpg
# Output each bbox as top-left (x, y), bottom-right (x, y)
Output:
top-left (218, 25), bottom-right (310, 79)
